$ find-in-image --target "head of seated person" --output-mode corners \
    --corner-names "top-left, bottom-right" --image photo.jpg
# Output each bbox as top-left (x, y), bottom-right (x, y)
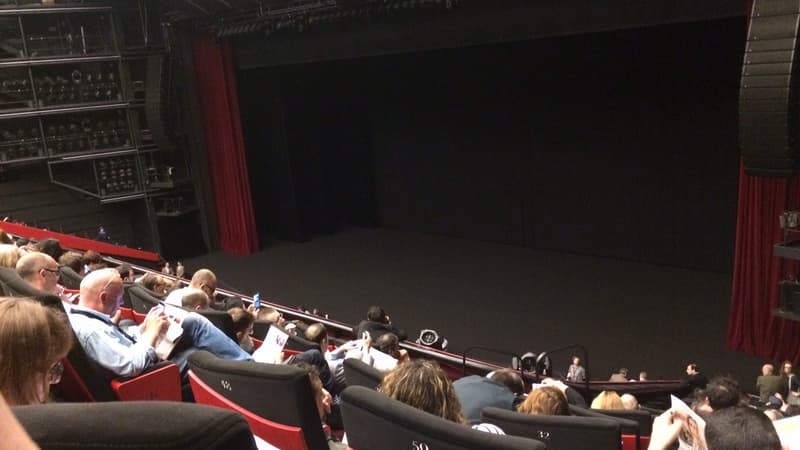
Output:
top-left (79, 268), bottom-right (124, 316)
top-left (517, 386), bottom-right (569, 416)
top-left (188, 269), bottom-right (217, 302)
top-left (704, 406), bottom-right (783, 450)
top-left (0, 297), bottom-right (72, 405)
top-left (693, 376), bottom-right (745, 417)
top-left (181, 288), bottom-right (210, 311)
top-left (31, 238), bottom-right (64, 261)
top-left (0, 244), bottom-right (20, 269)
top-left (367, 305), bottom-right (389, 324)
top-left (58, 251), bottom-right (83, 274)
top-left (305, 323), bottom-right (328, 353)
top-left (81, 250), bottom-right (106, 272)
top-left (115, 263), bottom-right (134, 283)
top-left (621, 393), bottom-right (639, 410)
top-left (591, 390), bottom-right (624, 410)
top-left (227, 307), bottom-right (255, 353)
top-left (488, 368), bottom-right (526, 397)
top-left (378, 359), bottom-right (464, 424)
top-left (257, 307), bottom-right (285, 327)
top-left (0, 229), bottom-right (12, 245)
top-left (139, 273), bottom-right (174, 297)
top-left (16, 252), bottom-right (61, 295)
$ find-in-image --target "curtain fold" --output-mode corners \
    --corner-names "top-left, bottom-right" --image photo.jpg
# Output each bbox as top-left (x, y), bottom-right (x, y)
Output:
top-left (191, 36), bottom-right (259, 255)
top-left (728, 162), bottom-right (800, 362)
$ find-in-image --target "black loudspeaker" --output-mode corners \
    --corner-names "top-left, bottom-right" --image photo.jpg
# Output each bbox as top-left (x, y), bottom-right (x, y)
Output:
top-left (740, 0), bottom-right (800, 176)
top-left (144, 55), bottom-right (174, 151)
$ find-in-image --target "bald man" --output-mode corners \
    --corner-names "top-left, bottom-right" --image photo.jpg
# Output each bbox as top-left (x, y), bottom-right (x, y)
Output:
top-left (68, 268), bottom-right (250, 378)
top-left (16, 252), bottom-right (61, 295)
top-left (164, 268), bottom-right (217, 307)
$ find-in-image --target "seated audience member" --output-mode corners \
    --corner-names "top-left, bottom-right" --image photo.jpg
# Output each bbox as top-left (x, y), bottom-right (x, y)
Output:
top-left (539, 377), bottom-right (588, 407)
top-left (288, 361), bottom-right (346, 449)
top-left (609, 367), bottom-right (629, 382)
top-left (58, 251), bottom-right (83, 274)
top-left (32, 238), bottom-right (65, 261)
top-left (566, 355), bottom-right (586, 382)
top-left (178, 288), bottom-right (210, 311)
top-left (454, 368), bottom-right (525, 425)
top-left (81, 250), bottom-right (106, 272)
top-left (228, 307), bottom-right (255, 353)
top-left (517, 386), bottom-right (569, 416)
top-left (138, 273), bottom-right (175, 297)
top-left (0, 244), bottom-right (19, 268)
top-left (68, 268), bottom-right (251, 378)
top-left (115, 263), bottom-right (134, 283)
top-left (367, 333), bottom-right (409, 371)
top-left (706, 406), bottom-right (784, 450)
top-left (591, 390), bottom-right (624, 410)
top-left (685, 362), bottom-right (709, 392)
top-left (780, 360), bottom-right (800, 405)
top-left (306, 323), bottom-right (373, 394)
top-left (0, 229), bottom-right (12, 245)
top-left (639, 371), bottom-right (648, 381)
top-left (257, 306), bottom-right (297, 334)
top-left (379, 359), bottom-right (465, 423)
top-left (621, 393), bottom-right (639, 410)
top-left (165, 269), bottom-right (217, 307)
top-left (0, 297), bottom-right (72, 405)
top-left (354, 305), bottom-right (407, 342)
top-left (16, 252), bottom-right (61, 295)
top-left (692, 375), bottom-right (744, 417)
top-left (757, 363), bottom-right (785, 406)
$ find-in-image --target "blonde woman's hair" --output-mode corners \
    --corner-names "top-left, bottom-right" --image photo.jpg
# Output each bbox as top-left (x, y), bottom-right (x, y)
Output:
top-left (379, 359), bottom-right (465, 424)
top-left (591, 390), bottom-right (625, 410)
top-left (517, 386), bottom-right (569, 416)
top-left (0, 297), bottom-right (72, 405)
top-left (0, 245), bottom-right (19, 269)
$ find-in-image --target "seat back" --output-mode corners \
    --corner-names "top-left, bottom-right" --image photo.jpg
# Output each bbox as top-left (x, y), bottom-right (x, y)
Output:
top-left (125, 283), bottom-right (161, 313)
top-left (343, 358), bottom-right (385, 390)
top-left (197, 309), bottom-right (237, 342)
top-left (340, 386), bottom-right (545, 450)
top-left (13, 401), bottom-right (257, 450)
top-left (593, 409), bottom-right (653, 436)
top-left (189, 370), bottom-right (309, 450)
top-left (569, 405), bottom-right (643, 435)
top-left (58, 266), bottom-right (83, 290)
top-left (482, 406), bottom-right (622, 450)
top-left (252, 320), bottom-right (271, 340)
top-left (188, 350), bottom-right (328, 450)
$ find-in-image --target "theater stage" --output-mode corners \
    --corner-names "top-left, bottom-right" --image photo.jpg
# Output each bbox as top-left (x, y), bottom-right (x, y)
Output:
top-left (185, 227), bottom-right (762, 388)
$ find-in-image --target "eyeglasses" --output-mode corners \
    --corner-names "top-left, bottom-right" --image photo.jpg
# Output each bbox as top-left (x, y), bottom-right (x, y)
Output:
top-left (47, 361), bottom-right (64, 385)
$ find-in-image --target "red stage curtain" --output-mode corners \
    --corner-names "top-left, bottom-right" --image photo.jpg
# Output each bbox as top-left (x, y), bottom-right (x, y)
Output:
top-left (192, 36), bottom-right (259, 255)
top-left (728, 162), bottom-right (800, 362)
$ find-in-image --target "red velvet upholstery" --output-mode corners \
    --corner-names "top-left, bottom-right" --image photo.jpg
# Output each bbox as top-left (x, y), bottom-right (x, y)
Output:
top-left (119, 307), bottom-right (136, 323)
top-left (189, 370), bottom-right (309, 450)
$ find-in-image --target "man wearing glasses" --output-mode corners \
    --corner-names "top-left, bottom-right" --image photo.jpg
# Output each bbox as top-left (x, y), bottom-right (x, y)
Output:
top-left (69, 268), bottom-right (250, 378)
top-left (15, 252), bottom-right (62, 296)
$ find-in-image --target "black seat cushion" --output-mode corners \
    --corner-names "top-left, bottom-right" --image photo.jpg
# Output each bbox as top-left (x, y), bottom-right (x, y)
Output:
top-left (343, 357), bottom-right (384, 390)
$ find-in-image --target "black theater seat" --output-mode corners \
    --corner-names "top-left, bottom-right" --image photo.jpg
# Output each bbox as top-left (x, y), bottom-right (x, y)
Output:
top-left (13, 401), bottom-right (257, 450)
top-left (340, 385), bottom-right (545, 450)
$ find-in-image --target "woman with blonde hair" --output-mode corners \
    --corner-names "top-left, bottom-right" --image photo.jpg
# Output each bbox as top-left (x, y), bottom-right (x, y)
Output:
top-left (591, 390), bottom-right (625, 410)
top-left (379, 359), bottom-right (465, 423)
top-left (517, 386), bottom-right (569, 416)
top-left (0, 244), bottom-right (20, 268)
top-left (0, 297), bottom-right (72, 405)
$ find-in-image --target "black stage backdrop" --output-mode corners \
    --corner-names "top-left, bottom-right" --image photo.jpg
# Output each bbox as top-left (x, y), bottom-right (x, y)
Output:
top-left (225, 18), bottom-right (761, 383)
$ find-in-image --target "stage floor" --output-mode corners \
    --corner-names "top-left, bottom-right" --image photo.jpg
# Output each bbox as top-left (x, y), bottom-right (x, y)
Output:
top-left (185, 227), bottom-right (762, 387)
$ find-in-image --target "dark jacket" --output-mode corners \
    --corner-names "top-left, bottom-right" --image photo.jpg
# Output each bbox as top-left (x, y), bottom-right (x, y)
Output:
top-left (354, 320), bottom-right (407, 342)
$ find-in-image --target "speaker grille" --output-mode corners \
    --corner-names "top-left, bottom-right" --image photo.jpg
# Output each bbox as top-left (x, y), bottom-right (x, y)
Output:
top-left (739, 0), bottom-right (800, 176)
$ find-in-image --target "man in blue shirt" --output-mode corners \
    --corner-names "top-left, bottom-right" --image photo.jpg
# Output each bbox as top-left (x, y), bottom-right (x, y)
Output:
top-left (69, 268), bottom-right (251, 378)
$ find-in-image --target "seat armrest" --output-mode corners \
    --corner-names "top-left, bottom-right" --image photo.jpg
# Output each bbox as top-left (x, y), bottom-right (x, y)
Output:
top-left (111, 362), bottom-right (182, 401)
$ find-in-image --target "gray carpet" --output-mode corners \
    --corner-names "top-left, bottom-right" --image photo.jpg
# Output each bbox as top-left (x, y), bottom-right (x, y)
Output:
top-left (185, 227), bottom-right (763, 388)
